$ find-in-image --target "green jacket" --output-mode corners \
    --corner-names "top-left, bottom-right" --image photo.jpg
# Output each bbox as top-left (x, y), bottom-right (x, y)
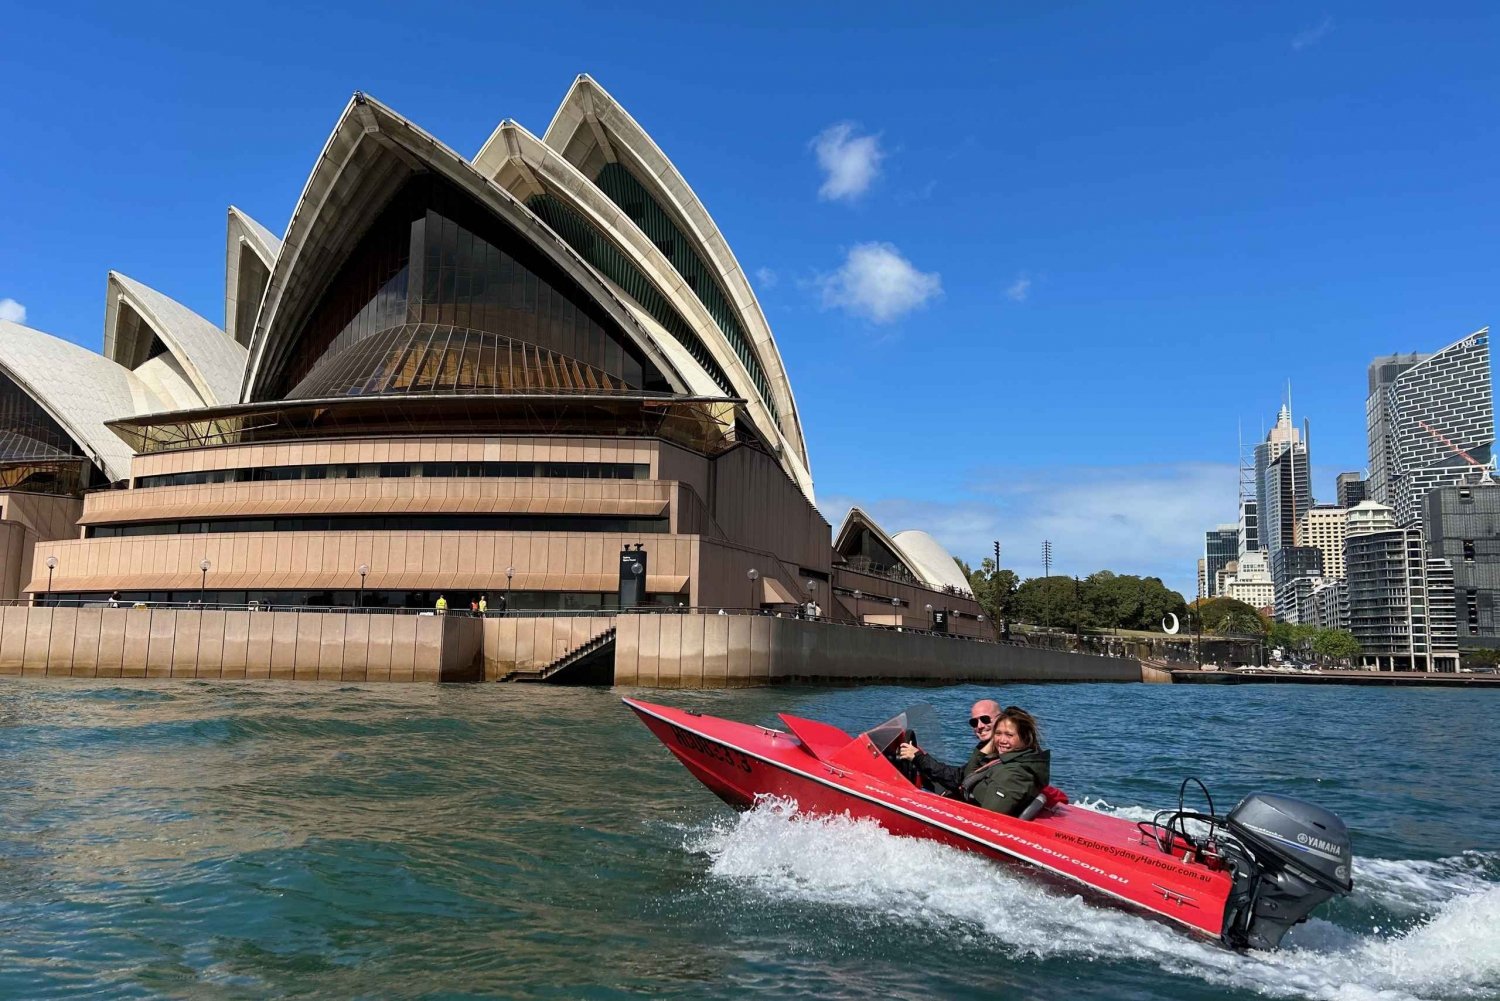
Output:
top-left (912, 744), bottom-right (996, 797)
top-left (961, 747), bottom-right (1051, 817)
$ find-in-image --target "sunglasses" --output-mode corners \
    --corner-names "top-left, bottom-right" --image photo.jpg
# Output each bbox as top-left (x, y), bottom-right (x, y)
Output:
top-left (968, 706), bottom-right (1024, 728)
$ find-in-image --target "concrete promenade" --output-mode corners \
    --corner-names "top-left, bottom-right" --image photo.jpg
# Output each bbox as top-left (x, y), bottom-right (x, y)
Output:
top-left (0, 605), bottom-right (1143, 687)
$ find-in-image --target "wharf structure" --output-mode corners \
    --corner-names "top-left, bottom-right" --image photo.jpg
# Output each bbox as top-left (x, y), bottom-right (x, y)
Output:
top-left (0, 78), bottom-right (1140, 686)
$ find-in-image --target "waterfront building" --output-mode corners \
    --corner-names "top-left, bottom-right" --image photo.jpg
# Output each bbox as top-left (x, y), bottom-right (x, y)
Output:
top-left (0, 80), bottom-right (986, 638)
top-left (1366, 329), bottom-right (1494, 525)
top-left (1271, 546), bottom-right (1323, 623)
top-left (1345, 528), bottom-right (1459, 672)
top-left (1204, 525), bottom-right (1238, 597)
top-left (1298, 505), bottom-right (1349, 579)
top-left (1306, 579), bottom-right (1348, 632)
top-left (1335, 472), bottom-right (1367, 509)
top-left (1422, 482), bottom-right (1500, 648)
top-left (1238, 497), bottom-right (1259, 557)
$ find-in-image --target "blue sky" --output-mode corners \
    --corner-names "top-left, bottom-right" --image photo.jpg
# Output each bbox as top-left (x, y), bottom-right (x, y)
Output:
top-left (2, 2), bottom-right (1496, 598)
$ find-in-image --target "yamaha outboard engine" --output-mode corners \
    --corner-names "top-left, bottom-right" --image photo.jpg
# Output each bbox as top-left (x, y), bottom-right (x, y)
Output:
top-left (1218, 793), bottom-right (1354, 950)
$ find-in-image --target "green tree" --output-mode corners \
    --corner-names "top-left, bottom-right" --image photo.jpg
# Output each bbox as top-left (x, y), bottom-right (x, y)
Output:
top-left (1193, 596), bottom-right (1268, 636)
top-left (1012, 575), bottom-right (1090, 629)
top-left (961, 557), bottom-right (1019, 624)
top-left (1088, 571), bottom-right (1187, 631)
top-left (1311, 630), bottom-right (1360, 663)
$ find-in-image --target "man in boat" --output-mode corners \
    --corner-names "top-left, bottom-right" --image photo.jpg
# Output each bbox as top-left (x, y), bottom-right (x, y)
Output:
top-left (895, 698), bottom-right (1002, 797)
top-left (960, 707), bottom-right (1051, 817)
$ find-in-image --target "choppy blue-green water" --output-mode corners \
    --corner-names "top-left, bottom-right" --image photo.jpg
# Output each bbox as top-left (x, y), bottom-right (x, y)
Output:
top-left (1, 680), bottom-right (1496, 1001)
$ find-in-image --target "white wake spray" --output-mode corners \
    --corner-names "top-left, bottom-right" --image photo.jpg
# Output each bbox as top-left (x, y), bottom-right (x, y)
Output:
top-left (684, 798), bottom-right (1500, 1001)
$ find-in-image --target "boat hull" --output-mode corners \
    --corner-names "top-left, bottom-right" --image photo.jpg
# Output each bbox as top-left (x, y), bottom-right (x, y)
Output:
top-left (626, 697), bottom-right (1235, 943)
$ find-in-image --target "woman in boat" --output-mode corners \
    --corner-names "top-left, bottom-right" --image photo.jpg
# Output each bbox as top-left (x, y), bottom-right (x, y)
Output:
top-left (960, 707), bottom-right (1051, 818)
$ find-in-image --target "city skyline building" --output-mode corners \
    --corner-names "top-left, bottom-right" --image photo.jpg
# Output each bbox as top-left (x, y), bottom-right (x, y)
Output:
top-left (1422, 482), bottom-right (1500, 648)
top-left (1345, 527), bottom-right (1458, 672)
top-left (1336, 472), bottom-right (1368, 509)
top-left (1298, 504), bottom-right (1349, 580)
top-left (1238, 497), bottom-right (1259, 558)
top-left (1366, 328), bottom-right (1495, 525)
top-left (1204, 525), bottom-right (1238, 598)
top-left (1255, 404), bottom-right (1313, 557)
top-left (1223, 549), bottom-right (1274, 611)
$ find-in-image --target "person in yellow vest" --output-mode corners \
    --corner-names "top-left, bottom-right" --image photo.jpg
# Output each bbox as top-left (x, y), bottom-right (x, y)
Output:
top-left (435, 594), bottom-right (448, 614)
top-left (478, 595), bottom-right (488, 614)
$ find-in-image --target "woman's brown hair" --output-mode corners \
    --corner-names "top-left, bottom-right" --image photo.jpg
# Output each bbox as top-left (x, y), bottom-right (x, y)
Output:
top-left (996, 706), bottom-right (1041, 750)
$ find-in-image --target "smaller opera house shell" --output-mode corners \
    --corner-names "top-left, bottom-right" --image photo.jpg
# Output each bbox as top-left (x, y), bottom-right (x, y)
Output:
top-left (1, 78), bottom-right (986, 641)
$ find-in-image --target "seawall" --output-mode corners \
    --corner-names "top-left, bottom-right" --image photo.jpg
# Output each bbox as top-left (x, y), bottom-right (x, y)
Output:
top-left (0, 606), bottom-right (1143, 687)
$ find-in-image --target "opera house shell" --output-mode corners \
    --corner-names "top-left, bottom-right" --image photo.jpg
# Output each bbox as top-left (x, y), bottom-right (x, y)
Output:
top-left (0, 77), bottom-right (986, 643)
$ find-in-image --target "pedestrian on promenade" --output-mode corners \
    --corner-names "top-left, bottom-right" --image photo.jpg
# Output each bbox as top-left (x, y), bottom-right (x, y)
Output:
top-left (479, 595), bottom-right (488, 614)
top-left (436, 594), bottom-right (448, 614)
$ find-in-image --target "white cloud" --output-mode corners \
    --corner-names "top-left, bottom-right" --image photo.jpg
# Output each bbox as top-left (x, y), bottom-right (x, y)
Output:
top-left (821, 462), bottom-right (1238, 600)
top-left (0, 298), bottom-right (26, 323)
top-left (811, 122), bottom-right (885, 201)
top-left (1291, 15), bottom-right (1333, 50)
top-left (817, 243), bottom-right (941, 323)
top-left (1005, 274), bottom-right (1032, 303)
top-left (755, 267), bottom-right (778, 289)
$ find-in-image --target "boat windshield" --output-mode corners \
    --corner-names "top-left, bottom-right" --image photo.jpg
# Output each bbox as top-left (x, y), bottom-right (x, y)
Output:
top-left (861, 702), bottom-right (941, 755)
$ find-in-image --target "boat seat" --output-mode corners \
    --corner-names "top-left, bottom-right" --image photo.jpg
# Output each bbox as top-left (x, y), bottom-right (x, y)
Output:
top-left (1019, 784), bottom-right (1069, 821)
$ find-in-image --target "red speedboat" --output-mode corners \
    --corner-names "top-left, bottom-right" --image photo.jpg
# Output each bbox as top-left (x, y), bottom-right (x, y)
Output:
top-left (626, 697), bottom-right (1353, 951)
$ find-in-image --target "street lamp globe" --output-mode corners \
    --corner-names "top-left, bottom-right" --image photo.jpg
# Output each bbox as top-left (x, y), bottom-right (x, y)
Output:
top-left (45, 555), bottom-right (58, 570)
top-left (200, 559), bottom-right (212, 573)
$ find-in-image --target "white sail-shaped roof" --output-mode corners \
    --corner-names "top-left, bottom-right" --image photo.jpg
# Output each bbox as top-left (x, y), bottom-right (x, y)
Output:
top-left (242, 92), bottom-right (698, 403)
top-left (540, 76), bottom-right (811, 486)
top-left (225, 206), bottom-right (282, 348)
top-left (891, 529), bottom-right (973, 594)
top-left (473, 118), bottom-right (813, 500)
top-left (0, 319), bottom-right (166, 481)
top-left (835, 506), bottom-right (973, 594)
top-left (103, 272), bottom-right (247, 406)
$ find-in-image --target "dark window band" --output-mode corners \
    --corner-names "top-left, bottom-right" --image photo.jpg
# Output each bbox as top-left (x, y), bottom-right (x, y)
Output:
top-left (135, 460), bottom-right (649, 490)
top-left (87, 514), bottom-right (667, 539)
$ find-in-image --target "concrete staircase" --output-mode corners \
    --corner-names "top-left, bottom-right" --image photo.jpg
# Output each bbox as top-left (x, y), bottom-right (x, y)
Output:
top-left (502, 626), bottom-right (617, 684)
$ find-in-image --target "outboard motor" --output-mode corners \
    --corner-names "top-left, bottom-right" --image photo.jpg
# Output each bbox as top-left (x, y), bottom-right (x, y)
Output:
top-left (1218, 793), bottom-right (1354, 951)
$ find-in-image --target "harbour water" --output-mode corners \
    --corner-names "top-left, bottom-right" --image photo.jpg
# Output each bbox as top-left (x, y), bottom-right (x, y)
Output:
top-left (1, 679), bottom-right (1496, 1001)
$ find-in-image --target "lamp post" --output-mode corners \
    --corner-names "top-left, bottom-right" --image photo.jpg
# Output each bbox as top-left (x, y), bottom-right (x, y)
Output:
top-left (925, 602), bottom-right (934, 630)
top-left (891, 595), bottom-right (901, 629)
top-left (1073, 574), bottom-right (1093, 641)
top-left (505, 566), bottom-right (514, 615)
top-left (805, 579), bottom-right (817, 619)
top-left (200, 559), bottom-right (211, 604)
top-left (852, 589), bottom-right (862, 624)
top-left (357, 563), bottom-right (369, 609)
top-left (44, 555), bottom-right (57, 605)
top-left (746, 568), bottom-right (759, 612)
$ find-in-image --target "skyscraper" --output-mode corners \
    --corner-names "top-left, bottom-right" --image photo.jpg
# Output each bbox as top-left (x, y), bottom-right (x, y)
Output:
top-left (1335, 472), bottom-right (1367, 509)
top-left (1238, 497), bottom-right (1259, 558)
top-left (1204, 525), bottom-right (1238, 597)
top-left (1367, 329), bottom-right (1494, 525)
top-left (1422, 482), bottom-right (1500, 648)
top-left (1255, 405), bottom-right (1312, 557)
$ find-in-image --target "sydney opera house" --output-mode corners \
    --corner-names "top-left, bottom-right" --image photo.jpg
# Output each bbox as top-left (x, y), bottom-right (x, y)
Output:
top-left (0, 76), bottom-right (1004, 672)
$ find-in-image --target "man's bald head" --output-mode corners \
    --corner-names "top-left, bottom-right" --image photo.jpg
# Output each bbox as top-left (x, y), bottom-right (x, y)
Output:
top-left (969, 699), bottom-right (1002, 743)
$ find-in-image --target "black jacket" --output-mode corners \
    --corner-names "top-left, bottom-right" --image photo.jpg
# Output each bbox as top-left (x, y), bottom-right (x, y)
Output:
top-left (912, 744), bottom-right (996, 797)
top-left (961, 747), bottom-right (1051, 817)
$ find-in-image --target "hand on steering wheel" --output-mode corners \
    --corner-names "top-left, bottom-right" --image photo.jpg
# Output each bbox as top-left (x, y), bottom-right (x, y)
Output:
top-left (896, 741), bottom-right (919, 761)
